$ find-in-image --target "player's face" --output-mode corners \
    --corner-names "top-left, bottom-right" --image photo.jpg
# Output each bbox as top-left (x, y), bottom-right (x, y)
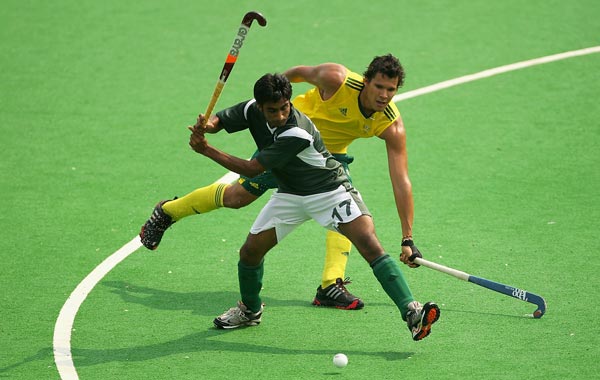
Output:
top-left (361, 73), bottom-right (399, 114)
top-left (259, 99), bottom-right (291, 128)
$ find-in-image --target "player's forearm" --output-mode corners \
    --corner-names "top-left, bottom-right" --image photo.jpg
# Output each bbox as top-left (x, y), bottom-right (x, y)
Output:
top-left (388, 160), bottom-right (414, 237)
top-left (202, 145), bottom-right (263, 178)
top-left (392, 182), bottom-right (414, 238)
top-left (382, 121), bottom-right (414, 238)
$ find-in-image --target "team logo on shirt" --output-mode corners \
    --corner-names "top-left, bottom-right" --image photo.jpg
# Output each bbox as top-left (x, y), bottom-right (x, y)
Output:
top-left (339, 107), bottom-right (348, 116)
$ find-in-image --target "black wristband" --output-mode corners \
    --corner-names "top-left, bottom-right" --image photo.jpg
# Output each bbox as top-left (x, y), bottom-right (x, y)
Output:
top-left (401, 239), bottom-right (414, 247)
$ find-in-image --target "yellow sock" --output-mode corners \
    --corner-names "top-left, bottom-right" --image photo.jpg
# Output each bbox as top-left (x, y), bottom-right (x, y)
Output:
top-left (162, 182), bottom-right (229, 221)
top-left (321, 230), bottom-right (352, 288)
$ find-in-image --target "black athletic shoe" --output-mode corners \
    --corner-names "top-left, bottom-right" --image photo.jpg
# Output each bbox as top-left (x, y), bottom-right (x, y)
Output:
top-left (406, 301), bottom-right (440, 341)
top-left (312, 278), bottom-right (364, 310)
top-left (139, 200), bottom-right (175, 250)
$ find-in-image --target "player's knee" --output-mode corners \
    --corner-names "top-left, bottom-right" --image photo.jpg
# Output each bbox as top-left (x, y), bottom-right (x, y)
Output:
top-left (223, 184), bottom-right (258, 209)
top-left (352, 234), bottom-right (384, 262)
top-left (359, 248), bottom-right (385, 263)
top-left (240, 241), bottom-right (266, 266)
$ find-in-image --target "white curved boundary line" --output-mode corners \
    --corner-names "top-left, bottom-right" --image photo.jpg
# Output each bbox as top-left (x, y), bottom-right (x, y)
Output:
top-left (53, 45), bottom-right (600, 379)
top-left (53, 236), bottom-right (142, 378)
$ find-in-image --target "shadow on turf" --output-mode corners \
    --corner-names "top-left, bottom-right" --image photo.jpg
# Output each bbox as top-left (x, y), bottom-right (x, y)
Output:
top-left (38, 281), bottom-right (411, 367)
top-left (0, 342), bottom-right (413, 375)
top-left (104, 280), bottom-right (537, 320)
top-left (0, 282), bottom-right (415, 375)
top-left (67, 329), bottom-right (414, 368)
top-left (102, 280), bottom-right (315, 315)
top-left (0, 347), bottom-right (53, 376)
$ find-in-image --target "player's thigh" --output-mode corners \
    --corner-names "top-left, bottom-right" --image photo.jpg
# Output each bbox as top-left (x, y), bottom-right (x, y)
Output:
top-left (249, 192), bottom-right (309, 241)
top-left (337, 215), bottom-right (384, 261)
top-left (308, 185), bottom-right (370, 227)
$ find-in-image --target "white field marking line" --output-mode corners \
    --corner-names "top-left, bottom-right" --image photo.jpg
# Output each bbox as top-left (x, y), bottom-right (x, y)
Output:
top-left (53, 236), bottom-right (142, 379)
top-left (53, 45), bottom-right (600, 380)
top-left (392, 46), bottom-right (600, 103)
top-left (52, 172), bottom-right (235, 379)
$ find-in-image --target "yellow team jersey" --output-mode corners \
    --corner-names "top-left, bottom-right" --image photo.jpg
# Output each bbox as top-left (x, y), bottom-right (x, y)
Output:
top-left (292, 70), bottom-right (400, 154)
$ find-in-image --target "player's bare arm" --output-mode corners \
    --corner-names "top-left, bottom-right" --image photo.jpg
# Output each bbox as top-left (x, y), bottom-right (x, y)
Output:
top-left (188, 124), bottom-right (265, 178)
top-left (378, 117), bottom-right (419, 268)
top-left (190, 115), bottom-right (261, 210)
top-left (284, 63), bottom-right (346, 100)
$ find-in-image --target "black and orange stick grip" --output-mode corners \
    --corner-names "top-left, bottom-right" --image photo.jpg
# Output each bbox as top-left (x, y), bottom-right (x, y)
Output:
top-left (201, 11), bottom-right (267, 127)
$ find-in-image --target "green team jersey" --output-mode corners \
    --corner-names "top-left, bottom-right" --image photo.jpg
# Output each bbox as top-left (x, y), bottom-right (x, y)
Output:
top-left (216, 99), bottom-right (275, 150)
top-left (216, 99), bottom-right (349, 195)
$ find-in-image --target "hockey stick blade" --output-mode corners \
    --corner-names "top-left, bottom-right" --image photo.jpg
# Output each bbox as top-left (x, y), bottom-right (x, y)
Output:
top-left (414, 257), bottom-right (547, 318)
top-left (242, 11), bottom-right (267, 27)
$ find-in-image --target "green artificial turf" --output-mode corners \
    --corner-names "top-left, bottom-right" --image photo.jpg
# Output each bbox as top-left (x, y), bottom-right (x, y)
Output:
top-left (1, 1), bottom-right (599, 379)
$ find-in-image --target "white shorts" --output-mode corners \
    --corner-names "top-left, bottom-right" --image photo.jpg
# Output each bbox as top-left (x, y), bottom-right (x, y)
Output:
top-left (249, 184), bottom-right (371, 242)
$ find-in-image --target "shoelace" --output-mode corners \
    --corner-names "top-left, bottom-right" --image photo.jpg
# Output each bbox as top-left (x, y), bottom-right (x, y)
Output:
top-left (335, 277), bottom-right (353, 293)
top-left (221, 306), bottom-right (246, 320)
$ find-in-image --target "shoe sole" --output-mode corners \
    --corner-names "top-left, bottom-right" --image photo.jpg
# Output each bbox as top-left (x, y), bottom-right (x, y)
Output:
top-left (312, 298), bottom-right (365, 310)
top-left (213, 318), bottom-right (261, 329)
top-left (412, 302), bottom-right (440, 341)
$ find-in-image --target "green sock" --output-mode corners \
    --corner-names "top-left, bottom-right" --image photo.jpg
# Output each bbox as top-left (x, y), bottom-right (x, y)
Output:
top-left (238, 260), bottom-right (264, 313)
top-left (371, 254), bottom-right (414, 320)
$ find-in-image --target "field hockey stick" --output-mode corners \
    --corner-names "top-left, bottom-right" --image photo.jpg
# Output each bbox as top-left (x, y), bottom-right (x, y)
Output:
top-left (200, 11), bottom-right (267, 127)
top-left (413, 257), bottom-right (547, 318)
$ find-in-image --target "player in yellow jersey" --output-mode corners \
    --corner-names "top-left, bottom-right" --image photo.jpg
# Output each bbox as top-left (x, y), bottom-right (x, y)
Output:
top-left (284, 54), bottom-right (422, 306)
top-left (140, 54), bottom-right (422, 310)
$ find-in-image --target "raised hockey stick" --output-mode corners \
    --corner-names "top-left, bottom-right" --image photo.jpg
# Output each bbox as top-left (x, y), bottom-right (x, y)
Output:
top-left (413, 257), bottom-right (547, 318)
top-left (201, 11), bottom-right (267, 125)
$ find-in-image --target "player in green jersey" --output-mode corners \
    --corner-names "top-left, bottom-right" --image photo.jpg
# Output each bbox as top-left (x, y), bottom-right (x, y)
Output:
top-left (140, 54), bottom-right (419, 311)
top-left (187, 73), bottom-right (439, 340)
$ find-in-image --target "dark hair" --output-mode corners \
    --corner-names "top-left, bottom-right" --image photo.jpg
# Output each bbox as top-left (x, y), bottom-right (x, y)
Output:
top-left (363, 54), bottom-right (405, 88)
top-left (253, 73), bottom-right (293, 104)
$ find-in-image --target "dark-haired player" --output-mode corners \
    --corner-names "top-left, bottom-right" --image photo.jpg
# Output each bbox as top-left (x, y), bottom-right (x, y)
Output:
top-left (140, 55), bottom-right (422, 311)
top-left (188, 73), bottom-right (439, 339)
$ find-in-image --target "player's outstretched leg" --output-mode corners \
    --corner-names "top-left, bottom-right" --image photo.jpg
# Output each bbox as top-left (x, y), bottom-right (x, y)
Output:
top-left (369, 254), bottom-right (440, 341)
top-left (139, 182), bottom-right (230, 250)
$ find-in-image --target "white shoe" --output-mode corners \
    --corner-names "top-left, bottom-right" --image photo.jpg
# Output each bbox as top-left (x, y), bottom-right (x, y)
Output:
top-left (213, 301), bottom-right (263, 329)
